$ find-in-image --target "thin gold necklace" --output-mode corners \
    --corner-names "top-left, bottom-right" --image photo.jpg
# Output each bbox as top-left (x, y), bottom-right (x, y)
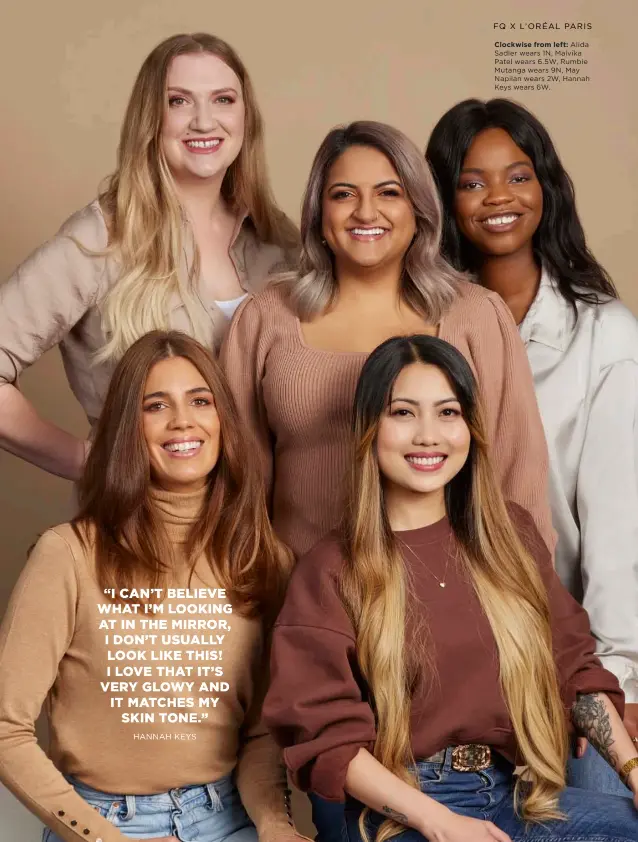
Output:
top-left (397, 537), bottom-right (450, 589)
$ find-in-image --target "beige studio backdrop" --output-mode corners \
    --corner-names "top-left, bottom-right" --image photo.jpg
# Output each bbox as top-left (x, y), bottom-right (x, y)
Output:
top-left (0, 0), bottom-right (636, 838)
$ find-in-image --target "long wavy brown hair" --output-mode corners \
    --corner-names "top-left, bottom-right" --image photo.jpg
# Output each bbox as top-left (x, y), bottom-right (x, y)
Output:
top-left (73, 330), bottom-right (292, 622)
top-left (341, 335), bottom-right (568, 842)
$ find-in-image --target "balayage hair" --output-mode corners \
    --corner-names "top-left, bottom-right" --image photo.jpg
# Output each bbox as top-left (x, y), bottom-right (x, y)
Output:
top-left (288, 121), bottom-right (467, 322)
top-left (340, 334), bottom-right (568, 842)
top-left (73, 330), bottom-right (292, 623)
top-left (95, 33), bottom-right (297, 362)
top-left (425, 98), bottom-right (617, 310)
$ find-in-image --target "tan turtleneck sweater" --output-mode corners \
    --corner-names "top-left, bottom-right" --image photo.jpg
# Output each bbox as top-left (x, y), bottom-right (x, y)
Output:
top-left (0, 487), bottom-right (291, 842)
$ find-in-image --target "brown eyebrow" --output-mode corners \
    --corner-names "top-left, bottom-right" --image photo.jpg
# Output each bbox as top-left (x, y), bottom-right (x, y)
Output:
top-left (390, 397), bottom-right (459, 407)
top-left (327, 179), bottom-right (403, 191)
top-left (143, 387), bottom-right (212, 400)
top-left (166, 86), bottom-right (238, 96)
top-left (460, 160), bottom-right (533, 175)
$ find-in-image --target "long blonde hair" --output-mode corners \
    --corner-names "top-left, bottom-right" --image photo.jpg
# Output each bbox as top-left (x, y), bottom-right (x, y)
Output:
top-left (95, 33), bottom-right (297, 362)
top-left (287, 121), bottom-right (468, 322)
top-left (340, 335), bottom-right (568, 842)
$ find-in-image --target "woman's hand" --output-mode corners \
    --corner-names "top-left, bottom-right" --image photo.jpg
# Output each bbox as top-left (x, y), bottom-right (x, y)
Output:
top-left (421, 802), bottom-right (511, 842)
top-left (626, 767), bottom-right (638, 811)
top-left (574, 736), bottom-right (588, 758)
top-left (625, 701), bottom-right (638, 811)
top-left (624, 703), bottom-right (638, 740)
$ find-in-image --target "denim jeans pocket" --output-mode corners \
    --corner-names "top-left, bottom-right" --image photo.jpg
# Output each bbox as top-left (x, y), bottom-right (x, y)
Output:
top-left (176, 786), bottom-right (257, 842)
top-left (204, 781), bottom-right (225, 814)
top-left (81, 796), bottom-right (120, 823)
top-left (417, 764), bottom-right (445, 786)
top-left (418, 769), bottom-right (497, 819)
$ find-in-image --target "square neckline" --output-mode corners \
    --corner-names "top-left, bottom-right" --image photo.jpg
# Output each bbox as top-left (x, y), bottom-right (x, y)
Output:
top-left (294, 310), bottom-right (443, 357)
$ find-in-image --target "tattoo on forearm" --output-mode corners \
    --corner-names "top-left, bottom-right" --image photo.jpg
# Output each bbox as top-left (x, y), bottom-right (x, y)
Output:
top-left (381, 805), bottom-right (409, 824)
top-left (571, 693), bottom-right (619, 769)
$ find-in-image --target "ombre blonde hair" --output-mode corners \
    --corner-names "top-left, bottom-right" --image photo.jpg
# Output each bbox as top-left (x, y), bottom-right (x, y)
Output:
top-left (286, 121), bottom-right (468, 323)
top-left (341, 335), bottom-right (568, 842)
top-left (94, 33), bottom-right (297, 362)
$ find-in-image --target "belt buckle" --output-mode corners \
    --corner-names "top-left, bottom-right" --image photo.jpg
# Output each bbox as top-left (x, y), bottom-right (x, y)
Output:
top-left (451, 744), bottom-right (491, 772)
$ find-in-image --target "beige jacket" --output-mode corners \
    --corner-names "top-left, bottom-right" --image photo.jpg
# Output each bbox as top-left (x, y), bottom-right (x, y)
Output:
top-left (0, 201), bottom-right (296, 425)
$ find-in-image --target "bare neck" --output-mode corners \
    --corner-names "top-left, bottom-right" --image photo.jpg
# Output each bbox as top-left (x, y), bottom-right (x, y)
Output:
top-left (173, 172), bottom-right (230, 227)
top-left (477, 247), bottom-right (541, 325)
top-left (384, 484), bottom-right (447, 532)
top-left (333, 259), bottom-right (404, 311)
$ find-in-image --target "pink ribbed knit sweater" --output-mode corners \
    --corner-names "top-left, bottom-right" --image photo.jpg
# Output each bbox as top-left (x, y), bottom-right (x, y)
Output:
top-left (220, 280), bottom-right (553, 558)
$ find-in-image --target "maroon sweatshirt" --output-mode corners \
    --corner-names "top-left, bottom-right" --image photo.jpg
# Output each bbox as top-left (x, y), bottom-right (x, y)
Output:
top-left (263, 503), bottom-right (624, 802)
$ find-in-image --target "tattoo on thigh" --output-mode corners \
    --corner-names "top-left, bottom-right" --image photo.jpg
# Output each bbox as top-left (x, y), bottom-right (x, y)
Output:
top-left (571, 693), bottom-right (618, 769)
top-left (381, 806), bottom-right (409, 824)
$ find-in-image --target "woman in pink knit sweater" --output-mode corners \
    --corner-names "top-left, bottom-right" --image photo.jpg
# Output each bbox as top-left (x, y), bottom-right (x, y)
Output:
top-left (219, 119), bottom-right (554, 841)
top-left (221, 120), bottom-right (552, 556)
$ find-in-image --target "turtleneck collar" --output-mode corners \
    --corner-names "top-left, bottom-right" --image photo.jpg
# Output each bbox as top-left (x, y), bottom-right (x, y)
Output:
top-left (149, 484), bottom-right (208, 543)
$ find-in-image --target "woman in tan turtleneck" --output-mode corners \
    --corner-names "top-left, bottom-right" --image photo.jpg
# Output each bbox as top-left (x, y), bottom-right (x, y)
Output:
top-left (0, 331), bottom-right (300, 842)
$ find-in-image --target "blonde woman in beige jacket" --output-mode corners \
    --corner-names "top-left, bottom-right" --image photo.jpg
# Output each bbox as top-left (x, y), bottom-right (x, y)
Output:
top-left (0, 33), bottom-right (297, 482)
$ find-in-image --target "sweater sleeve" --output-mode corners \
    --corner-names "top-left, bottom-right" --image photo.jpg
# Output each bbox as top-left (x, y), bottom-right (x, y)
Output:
top-left (0, 204), bottom-right (108, 386)
top-left (576, 356), bottom-right (638, 701)
top-left (471, 292), bottom-right (556, 553)
top-left (218, 295), bottom-right (274, 502)
top-left (262, 540), bottom-right (377, 803)
top-left (508, 502), bottom-right (624, 719)
top-left (235, 641), bottom-right (292, 838)
top-left (0, 529), bottom-right (127, 842)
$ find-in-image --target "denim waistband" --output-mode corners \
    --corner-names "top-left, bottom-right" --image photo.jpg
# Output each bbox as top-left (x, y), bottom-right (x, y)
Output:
top-left (417, 747), bottom-right (513, 776)
top-left (67, 774), bottom-right (233, 817)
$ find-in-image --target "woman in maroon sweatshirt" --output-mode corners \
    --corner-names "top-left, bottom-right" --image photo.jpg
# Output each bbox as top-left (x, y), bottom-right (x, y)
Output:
top-left (263, 334), bottom-right (638, 842)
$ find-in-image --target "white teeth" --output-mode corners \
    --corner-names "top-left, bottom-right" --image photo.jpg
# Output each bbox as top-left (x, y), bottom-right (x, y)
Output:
top-left (351, 227), bottom-right (386, 236)
top-left (406, 455), bottom-right (445, 466)
top-left (164, 441), bottom-right (202, 453)
top-left (483, 214), bottom-right (518, 226)
top-left (185, 139), bottom-right (221, 149)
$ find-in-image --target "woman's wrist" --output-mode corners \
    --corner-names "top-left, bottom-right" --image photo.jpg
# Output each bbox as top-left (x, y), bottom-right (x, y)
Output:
top-left (414, 791), bottom-right (454, 838)
top-left (257, 817), bottom-right (298, 842)
top-left (626, 765), bottom-right (638, 795)
top-left (70, 437), bottom-right (90, 481)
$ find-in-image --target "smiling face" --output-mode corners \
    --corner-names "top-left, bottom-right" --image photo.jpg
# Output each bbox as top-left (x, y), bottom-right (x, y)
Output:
top-left (454, 127), bottom-right (543, 259)
top-left (321, 144), bottom-right (417, 275)
top-left (161, 52), bottom-right (245, 185)
top-left (142, 356), bottom-right (221, 493)
top-left (376, 362), bottom-right (471, 511)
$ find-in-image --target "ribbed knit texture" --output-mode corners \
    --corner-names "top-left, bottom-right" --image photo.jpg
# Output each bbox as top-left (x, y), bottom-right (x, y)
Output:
top-left (0, 485), bottom-right (289, 842)
top-left (220, 280), bottom-right (554, 558)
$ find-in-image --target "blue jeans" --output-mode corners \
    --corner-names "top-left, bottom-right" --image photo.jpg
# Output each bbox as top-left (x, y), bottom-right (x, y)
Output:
top-left (567, 743), bottom-right (633, 797)
top-left (344, 749), bottom-right (638, 841)
top-left (43, 775), bottom-right (258, 842)
top-left (309, 792), bottom-right (347, 842)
